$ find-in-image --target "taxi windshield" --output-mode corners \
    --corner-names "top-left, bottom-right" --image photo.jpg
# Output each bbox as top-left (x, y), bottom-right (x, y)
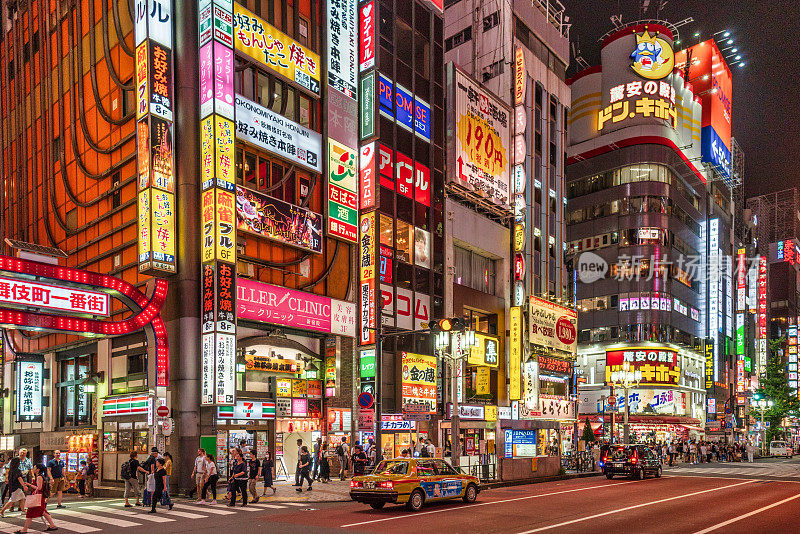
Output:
top-left (373, 460), bottom-right (410, 475)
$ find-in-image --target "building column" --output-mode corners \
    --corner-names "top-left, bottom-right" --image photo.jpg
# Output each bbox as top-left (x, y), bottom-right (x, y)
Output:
top-left (165, 0), bottom-right (201, 491)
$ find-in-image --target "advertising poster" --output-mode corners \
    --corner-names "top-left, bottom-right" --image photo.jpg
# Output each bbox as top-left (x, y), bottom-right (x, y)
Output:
top-left (359, 1), bottom-right (375, 72)
top-left (233, 4), bottom-right (320, 95)
top-left (214, 116), bottom-right (236, 189)
top-left (235, 185), bottom-right (323, 253)
top-left (235, 95), bottom-right (322, 173)
top-left (16, 359), bottom-right (43, 422)
top-left (150, 116), bottom-right (174, 192)
top-left (528, 296), bottom-right (577, 354)
top-left (201, 263), bottom-right (216, 333)
top-left (401, 352), bottom-right (436, 414)
top-left (327, 139), bottom-right (359, 242)
top-left (326, 0), bottom-right (357, 98)
top-left (325, 338), bottom-right (338, 397)
top-left (215, 189), bottom-right (236, 262)
top-left (213, 42), bottom-right (235, 120)
top-left (200, 116), bottom-right (215, 188)
top-left (135, 42), bottom-right (148, 119)
top-left (509, 307), bottom-right (521, 400)
top-left (201, 333), bottom-right (215, 405)
top-left (199, 43), bottom-right (214, 118)
top-left (201, 189), bottom-right (216, 262)
top-left (148, 42), bottom-right (173, 121)
top-left (359, 71), bottom-right (376, 140)
top-left (449, 65), bottom-right (511, 207)
top-left (359, 142), bottom-right (376, 210)
top-left (215, 332), bottom-right (236, 405)
top-left (606, 347), bottom-right (680, 386)
top-left (359, 211), bottom-right (376, 345)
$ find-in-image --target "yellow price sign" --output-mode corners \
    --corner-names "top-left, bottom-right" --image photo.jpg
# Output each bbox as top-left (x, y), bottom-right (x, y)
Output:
top-left (456, 113), bottom-right (508, 177)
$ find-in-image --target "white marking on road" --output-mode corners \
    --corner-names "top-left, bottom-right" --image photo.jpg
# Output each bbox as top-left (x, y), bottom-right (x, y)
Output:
top-left (51, 508), bottom-right (141, 527)
top-left (280, 503), bottom-right (306, 507)
top-left (516, 480), bottom-right (756, 533)
top-left (0, 520), bottom-right (23, 534)
top-left (247, 503), bottom-right (288, 509)
top-left (83, 505), bottom-right (175, 522)
top-left (158, 509), bottom-right (208, 519)
top-left (690, 492), bottom-right (800, 534)
top-left (340, 479), bottom-right (644, 528)
top-left (45, 518), bottom-right (102, 533)
top-left (172, 503), bottom-right (236, 515)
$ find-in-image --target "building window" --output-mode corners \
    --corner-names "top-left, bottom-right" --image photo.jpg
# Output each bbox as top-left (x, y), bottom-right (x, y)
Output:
top-left (57, 355), bottom-right (94, 428)
top-left (110, 350), bottom-right (147, 395)
top-left (112, 172), bottom-right (120, 209)
top-left (454, 245), bottom-right (497, 295)
top-left (103, 421), bottom-right (149, 455)
top-left (482, 60), bottom-right (504, 82)
top-left (444, 25), bottom-right (471, 52)
top-left (235, 147), bottom-right (298, 204)
top-left (482, 11), bottom-right (499, 32)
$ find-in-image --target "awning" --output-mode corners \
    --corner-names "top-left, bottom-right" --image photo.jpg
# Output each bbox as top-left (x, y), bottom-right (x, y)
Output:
top-left (581, 414), bottom-right (702, 425)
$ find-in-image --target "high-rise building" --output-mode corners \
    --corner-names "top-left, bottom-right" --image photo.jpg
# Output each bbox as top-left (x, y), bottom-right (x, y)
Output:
top-left (568, 22), bottom-right (741, 443)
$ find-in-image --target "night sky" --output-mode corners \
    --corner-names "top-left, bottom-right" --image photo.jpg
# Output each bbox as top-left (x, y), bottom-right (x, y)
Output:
top-left (566, 0), bottom-right (800, 199)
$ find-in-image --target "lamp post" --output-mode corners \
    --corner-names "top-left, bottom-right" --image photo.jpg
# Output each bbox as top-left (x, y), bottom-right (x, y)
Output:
top-left (609, 361), bottom-right (643, 444)
top-left (435, 328), bottom-right (479, 470)
top-left (750, 398), bottom-right (774, 454)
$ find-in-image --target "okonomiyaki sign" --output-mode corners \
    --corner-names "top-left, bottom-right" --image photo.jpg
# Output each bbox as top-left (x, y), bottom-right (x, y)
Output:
top-left (237, 278), bottom-right (356, 338)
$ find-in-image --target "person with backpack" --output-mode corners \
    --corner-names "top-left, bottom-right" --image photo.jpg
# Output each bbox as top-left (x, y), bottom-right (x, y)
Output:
top-left (16, 464), bottom-right (57, 533)
top-left (123, 451), bottom-right (141, 507)
top-left (337, 437), bottom-right (349, 480)
top-left (260, 451), bottom-right (275, 496)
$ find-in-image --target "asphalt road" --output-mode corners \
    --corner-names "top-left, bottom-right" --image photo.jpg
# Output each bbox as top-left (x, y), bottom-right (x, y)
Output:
top-left (5, 461), bottom-right (800, 534)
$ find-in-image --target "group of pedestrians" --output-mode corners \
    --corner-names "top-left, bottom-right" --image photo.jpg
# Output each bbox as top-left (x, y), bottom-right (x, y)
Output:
top-left (659, 440), bottom-right (758, 465)
top-left (120, 447), bottom-right (174, 514)
top-left (0, 448), bottom-right (58, 533)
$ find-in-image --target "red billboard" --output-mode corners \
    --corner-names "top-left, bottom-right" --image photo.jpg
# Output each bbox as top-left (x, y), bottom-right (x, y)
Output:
top-left (605, 347), bottom-right (679, 386)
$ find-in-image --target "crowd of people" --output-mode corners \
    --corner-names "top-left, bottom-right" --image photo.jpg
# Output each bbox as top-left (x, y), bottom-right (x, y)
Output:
top-left (591, 438), bottom-right (761, 466)
top-left (0, 448), bottom-right (62, 532)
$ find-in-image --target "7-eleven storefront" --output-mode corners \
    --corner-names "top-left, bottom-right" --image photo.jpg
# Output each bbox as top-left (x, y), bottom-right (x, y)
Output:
top-left (100, 394), bottom-right (151, 482)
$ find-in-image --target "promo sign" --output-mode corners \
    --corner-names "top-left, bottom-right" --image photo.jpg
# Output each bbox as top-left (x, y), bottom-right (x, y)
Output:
top-left (538, 395), bottom-right (575, 421)
top-left (328, 139), bottom-right (359, 242)
top-left (468, 334), bottom-right (499, 368)
top-left (16, 358), bottom-right (43, 422)
top-left (218, 400), bottom-right (276, 420)
top-left (237, 277), bottom-right (357, 338)
top-left (235, 95), bottom-right (322, 173)
top-left (606, 347), bottom-right (680, 386)
top-left (233, 3), bottom-right (320, 95)
top-left (401, 352), bottom-right (436, 414)
top-left (359, 1), bottom-right (375, 72)
top-left (235, 185), bottom-right (323, 253)
top-left (448, 64), bottom-right (511, 207)
top-left (528, 296), bottom-right (577, 354)
top-left (326, 0), bottom-right (358, 98)
top-left (359, 211), bottom-right (376, 345)
top-left (359, 143), bottom-right (377, 210)
top-left (509, 307), bottom-right (522, 400)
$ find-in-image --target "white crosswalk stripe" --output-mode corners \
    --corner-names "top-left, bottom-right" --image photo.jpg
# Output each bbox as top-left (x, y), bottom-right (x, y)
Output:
top-left (50, 509), bottom-right (142, 528)
top-left (280, 502), bottom-right (306, 507)
top-left (43, 517), bottom-right (102, 533)
top-left (247, 503), bottom-right (288, 509)
top-left (171, 503), bottom-right (235, 515)
top-left (82, 505), bottom-right (175, 523)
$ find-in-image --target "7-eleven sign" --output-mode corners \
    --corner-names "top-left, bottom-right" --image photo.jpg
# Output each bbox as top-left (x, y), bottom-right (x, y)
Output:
top-left (217, 400), bottom-right (276, 419)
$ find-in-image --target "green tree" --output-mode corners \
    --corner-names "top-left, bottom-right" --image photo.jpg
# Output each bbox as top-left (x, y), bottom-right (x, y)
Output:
top-left (755, 338), bottom-right (800, 444)
top-left (581, 416), bottom-right (596, 444)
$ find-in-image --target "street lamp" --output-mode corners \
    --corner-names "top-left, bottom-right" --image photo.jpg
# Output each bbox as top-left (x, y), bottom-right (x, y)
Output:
top-left (435, 326), bottom-right (479, 470)
top-left (608, 361), bottom-right (643, 444)
top-left (750, 397), bottom-right (774, 454)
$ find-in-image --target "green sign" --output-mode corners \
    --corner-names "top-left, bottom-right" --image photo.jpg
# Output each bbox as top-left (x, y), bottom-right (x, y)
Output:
top-left (360, 71), bottom-right (375, 140)
top-left (360, 349), bottom-right (376, 378)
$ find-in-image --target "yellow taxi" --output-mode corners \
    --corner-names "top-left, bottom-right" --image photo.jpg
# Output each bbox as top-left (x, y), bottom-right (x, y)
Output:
top-left (349, 458), bottom-right (480, 511)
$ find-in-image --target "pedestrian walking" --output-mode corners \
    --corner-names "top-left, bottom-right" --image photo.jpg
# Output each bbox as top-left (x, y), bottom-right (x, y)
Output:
top-left (191, 448), bottom-right (207, 503)
top-left (15, 464), bottom-right (57, 533)
top-left (122, 451), bottom-right (142, 507)
top-left (162, 453), bottom-right (173, 502)
top-left (296, 446), bottom-right (312, 492)
top-left (337, 437), bottom-right (349, 480)
top-left (0, 455), bottom-right (9, 509)
top-left (46, 451), bottom-right (66, 509)
top-left (247, 450), bottom-right (260, 503)
top-left (201, 453), bottom-right (219, 504)
top-left (746, 442), bottom-right (755, 463)
top-left (318, 443), bottom-right (331, 483)
top-left (260, 452), bottom-right (276, 496)
top-left (351, 446), bottom-right (367, 476)
top-left (228, 449), bottom-right (248, 507)
top-left (85, 459), bottom-right (96, 498)
top-left (1, 458), bottom-right (26, 517)
top-left (293, 439), bottom-right (303, 486)
top-left (76, 461), bottom-right (87, 497)
top-left (18, 450), bottom-right (32, 485)
top-left (312, 438), bottom-right (322, 481)
top-left (148, 458), bottom-right (173, 514)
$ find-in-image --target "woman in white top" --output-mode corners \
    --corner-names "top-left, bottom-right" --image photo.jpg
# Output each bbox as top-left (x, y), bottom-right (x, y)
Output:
top-left (201, 454), bottom-right (219, 504)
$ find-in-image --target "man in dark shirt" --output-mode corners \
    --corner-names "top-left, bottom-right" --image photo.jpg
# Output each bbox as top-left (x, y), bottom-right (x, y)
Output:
top-left (140, 447), bottom-right (159, 475)
top-left (46, 450), bottom-right (66, 508)
top-left (124, 451), bottom-right (142, 507)
top-left (149, 458), bottom-right (173, 513)
top-left (351, 445), bottom-right (368, 476)
top-left (247, 450), bottom-right (260, 503)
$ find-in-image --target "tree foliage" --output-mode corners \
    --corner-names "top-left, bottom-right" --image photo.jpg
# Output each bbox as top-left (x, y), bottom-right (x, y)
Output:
top-left (755, 338), bottom-right (800, 443)
top-left (581, 416), bottom-right (596, 444)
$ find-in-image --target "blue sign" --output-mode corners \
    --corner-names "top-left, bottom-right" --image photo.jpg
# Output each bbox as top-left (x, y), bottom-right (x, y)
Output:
top-left (358, 392), bottom-right (374, 409)
top-left (378, 73), bottom-right (393, 118)
top-left (504, 429), bottom-right (537, 458)
top-left (394, 83), bottom-right (414, 132)
top-left (701, 125), bottom-right (731, 179)
top-left (414, 96), bottom-right (431, 142)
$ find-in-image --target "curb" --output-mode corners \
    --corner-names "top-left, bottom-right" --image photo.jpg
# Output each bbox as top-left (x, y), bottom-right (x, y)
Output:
top-left (482, 470), bottom-right (603, 490)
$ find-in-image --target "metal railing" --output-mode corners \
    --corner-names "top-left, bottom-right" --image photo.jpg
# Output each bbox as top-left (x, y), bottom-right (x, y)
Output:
top-left (561, 451), bottom-right (596, 472)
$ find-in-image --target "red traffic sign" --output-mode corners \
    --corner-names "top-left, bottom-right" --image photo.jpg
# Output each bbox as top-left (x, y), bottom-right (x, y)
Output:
top-left (156, 405), bottom-right (170, 417)
top-left (607, 396), bottom-right (616, 406)
top-left (358, 392), bottom-right (374, 409)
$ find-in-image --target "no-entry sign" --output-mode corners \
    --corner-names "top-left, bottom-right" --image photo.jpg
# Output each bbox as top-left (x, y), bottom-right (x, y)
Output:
top-left (156, 405), bottom-right (170, 417)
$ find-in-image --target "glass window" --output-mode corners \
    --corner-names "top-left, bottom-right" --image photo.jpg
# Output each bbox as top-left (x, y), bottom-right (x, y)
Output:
top-left (58, 355), bottom-right (93, 427)
top-left (380, 214), bottom-right (394, 248)
top-left (396, 220), bottom-right (413, 263)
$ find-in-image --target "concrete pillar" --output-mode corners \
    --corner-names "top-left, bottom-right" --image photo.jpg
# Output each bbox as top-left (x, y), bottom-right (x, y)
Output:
top-left (164, 0), bottom-right (201, 492)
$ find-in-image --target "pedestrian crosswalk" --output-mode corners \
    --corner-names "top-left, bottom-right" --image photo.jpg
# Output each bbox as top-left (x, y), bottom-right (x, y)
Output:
top-left (668, 463), bottom-right (800, 479)
top-left (0, 499), bottom-right (308, 533)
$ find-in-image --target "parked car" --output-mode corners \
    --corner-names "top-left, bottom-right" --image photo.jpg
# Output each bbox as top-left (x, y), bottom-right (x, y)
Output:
top-left (769, 440), bottom-right (793, 458)
top-left (601, 444), bottom-right (662, 480)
